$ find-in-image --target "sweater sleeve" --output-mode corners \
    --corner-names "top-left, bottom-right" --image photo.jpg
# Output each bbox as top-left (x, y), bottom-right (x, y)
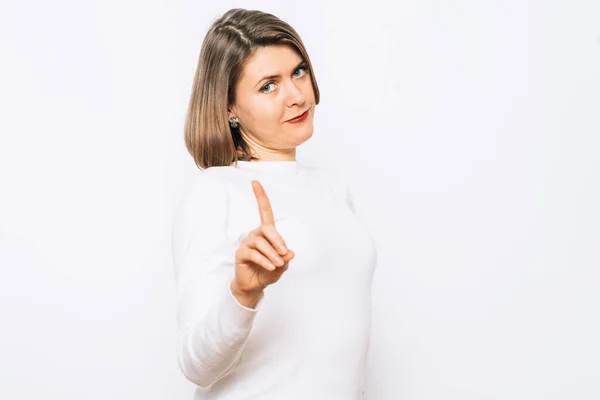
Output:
top-left (344, 178), bottom-right (376, 400)
top-left (344, 180), bottom-right (356, 214)
top-left (170, 171), bottom-right (264, 388)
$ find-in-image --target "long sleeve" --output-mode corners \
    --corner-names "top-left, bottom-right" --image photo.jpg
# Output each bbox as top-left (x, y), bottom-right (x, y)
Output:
top-left (343, 178), bottom-right (375, 400)
top-left (343, 178), bottom-right (375, 237)
top-left (170, 171), bottom-right (264, 388)
top-left (344, 179), bottom-right (356, 214)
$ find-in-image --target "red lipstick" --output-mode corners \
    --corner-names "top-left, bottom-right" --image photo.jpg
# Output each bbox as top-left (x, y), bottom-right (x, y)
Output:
top-left (287, 109), bottom-right (309, 123)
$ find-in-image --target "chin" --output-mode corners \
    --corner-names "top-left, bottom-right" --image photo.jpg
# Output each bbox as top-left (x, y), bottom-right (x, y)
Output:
top-left (294, 126), bottom-right (313, 145)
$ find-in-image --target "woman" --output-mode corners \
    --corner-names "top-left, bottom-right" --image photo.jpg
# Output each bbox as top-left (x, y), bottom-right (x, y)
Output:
top-left (171, 8), bottom-right (377, 399)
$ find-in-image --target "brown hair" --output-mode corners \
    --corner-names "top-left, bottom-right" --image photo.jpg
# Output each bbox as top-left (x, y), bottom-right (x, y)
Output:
top-left (184, 8), bottom-right (321, 170)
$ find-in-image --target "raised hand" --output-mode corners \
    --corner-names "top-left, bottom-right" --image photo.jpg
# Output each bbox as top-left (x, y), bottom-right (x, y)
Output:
top-left (231, 180), bottom-right (295, 306)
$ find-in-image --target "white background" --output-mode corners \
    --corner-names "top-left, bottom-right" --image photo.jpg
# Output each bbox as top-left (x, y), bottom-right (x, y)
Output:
top-left (1, 0), bottom-right (599, 399)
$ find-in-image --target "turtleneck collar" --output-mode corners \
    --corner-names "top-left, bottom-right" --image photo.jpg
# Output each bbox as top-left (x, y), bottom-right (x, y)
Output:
top-left (232, 160), bottom-right (300, 175)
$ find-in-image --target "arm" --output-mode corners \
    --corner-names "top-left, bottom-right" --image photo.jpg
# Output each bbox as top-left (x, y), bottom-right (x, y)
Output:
top-left (343, 178), bottom-right (373, 235)
top-left (171, 171), bottom-right (264, 388)
top-left (344, 178), bottom-right (376, 400)
top-left (344, 179), bottom-right (356, 214)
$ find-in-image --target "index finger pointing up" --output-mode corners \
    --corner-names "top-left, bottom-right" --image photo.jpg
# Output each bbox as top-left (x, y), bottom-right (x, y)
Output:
top-left (251, 180), bottom-right (275, 226)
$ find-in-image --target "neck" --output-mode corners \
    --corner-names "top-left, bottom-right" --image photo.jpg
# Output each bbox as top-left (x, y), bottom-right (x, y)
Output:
top-left (238, 129), bottom-right (296, 161)
top-left (250, 148), bottom-right (296, 162)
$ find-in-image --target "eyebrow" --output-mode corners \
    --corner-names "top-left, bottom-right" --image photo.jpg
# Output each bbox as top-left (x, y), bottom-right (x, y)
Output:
top-left (253, 60), bottom-right (307, 89)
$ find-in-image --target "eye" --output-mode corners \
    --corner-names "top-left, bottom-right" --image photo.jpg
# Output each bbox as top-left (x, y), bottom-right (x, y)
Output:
top-left (261, 82), bottom-right (275, 93)
top-left (293, 65), bottom-right (309, 78)
top-left (259, 65), bottom-right (310, 93)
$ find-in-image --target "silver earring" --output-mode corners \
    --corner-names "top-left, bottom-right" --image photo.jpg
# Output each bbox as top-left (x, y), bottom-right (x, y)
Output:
top-left (229, 116), bottom-right (239, 128)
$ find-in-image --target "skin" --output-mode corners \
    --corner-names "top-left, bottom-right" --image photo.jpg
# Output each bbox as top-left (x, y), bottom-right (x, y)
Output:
top-left (228, 44), bottom-right (316, 162)
top-left (231, 180), bottom-right (296, 308)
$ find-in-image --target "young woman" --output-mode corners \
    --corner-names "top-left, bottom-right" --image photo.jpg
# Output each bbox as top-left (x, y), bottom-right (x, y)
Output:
top-left (171, 8), bottom-right (377, 399)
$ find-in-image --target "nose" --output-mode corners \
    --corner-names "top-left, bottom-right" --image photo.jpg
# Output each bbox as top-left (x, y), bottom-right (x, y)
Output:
top-left (284, 80), bottom-right (306, 108)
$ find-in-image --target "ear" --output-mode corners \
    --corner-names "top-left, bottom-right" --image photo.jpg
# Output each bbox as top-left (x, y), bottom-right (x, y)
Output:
top-left (228, 105), bottom-right (237, 120)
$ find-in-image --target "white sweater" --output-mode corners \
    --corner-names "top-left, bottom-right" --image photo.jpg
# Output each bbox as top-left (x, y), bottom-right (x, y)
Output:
top-left (170, 160), bottom-right (377, 400)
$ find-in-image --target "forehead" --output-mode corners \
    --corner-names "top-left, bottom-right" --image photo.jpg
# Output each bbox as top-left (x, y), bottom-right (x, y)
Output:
top-left (239, 45), bottom-right (303, 85)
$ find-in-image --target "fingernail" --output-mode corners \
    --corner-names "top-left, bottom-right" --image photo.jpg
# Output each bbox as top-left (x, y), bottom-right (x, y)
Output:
top-left (279, 245), bottom-right (288, 254)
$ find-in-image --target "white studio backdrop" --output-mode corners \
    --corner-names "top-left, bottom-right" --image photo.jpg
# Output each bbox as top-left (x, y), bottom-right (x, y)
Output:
top-left (1, 0), bottom-right (598, 399)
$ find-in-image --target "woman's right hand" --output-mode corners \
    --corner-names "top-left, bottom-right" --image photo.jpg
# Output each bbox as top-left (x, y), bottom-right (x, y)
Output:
top-left (232, 180), bottom-right (295, 300)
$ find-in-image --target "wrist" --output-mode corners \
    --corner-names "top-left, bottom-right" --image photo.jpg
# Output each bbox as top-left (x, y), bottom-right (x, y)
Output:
top-left (230, 278), bottom-right (263, 309)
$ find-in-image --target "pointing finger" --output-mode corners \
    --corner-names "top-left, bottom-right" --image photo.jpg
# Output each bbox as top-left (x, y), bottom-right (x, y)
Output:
top-left (252, 180), bottom-right (275, 226)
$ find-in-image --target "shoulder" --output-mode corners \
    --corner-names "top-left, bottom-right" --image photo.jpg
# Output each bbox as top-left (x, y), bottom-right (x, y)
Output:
top-left (183, 167), bottom-right (232, 202)
top-left (189, 166), bottom-right (229, 187)
top-left (302, 164), bottom-right (352, 204)
top-left (171, 169), bottom-right (232, 257)
top-left (173, 168), bottom-right (231, 227)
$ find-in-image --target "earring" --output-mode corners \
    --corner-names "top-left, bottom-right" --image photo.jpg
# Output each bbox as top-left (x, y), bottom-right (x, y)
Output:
top-left (229, 116), bottom-right (239, 128)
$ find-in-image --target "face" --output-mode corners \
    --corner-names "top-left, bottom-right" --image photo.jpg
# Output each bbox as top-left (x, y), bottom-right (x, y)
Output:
top-left (228, 44), bottom-right (316, 161)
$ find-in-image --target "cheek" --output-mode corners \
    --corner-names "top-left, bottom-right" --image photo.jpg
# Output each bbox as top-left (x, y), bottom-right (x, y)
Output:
top-left (302, 80), bottom-right (315, 100)
top-left (247, 99), bottom-right (280, 124)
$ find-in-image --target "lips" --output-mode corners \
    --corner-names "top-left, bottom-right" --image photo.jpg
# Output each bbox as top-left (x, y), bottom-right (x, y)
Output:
top-left (287, 109), bottom-right (308, 122)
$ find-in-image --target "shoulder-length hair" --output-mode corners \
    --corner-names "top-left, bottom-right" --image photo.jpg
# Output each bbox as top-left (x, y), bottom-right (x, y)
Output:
top-left (184, 8), bottom-right (321, 170)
